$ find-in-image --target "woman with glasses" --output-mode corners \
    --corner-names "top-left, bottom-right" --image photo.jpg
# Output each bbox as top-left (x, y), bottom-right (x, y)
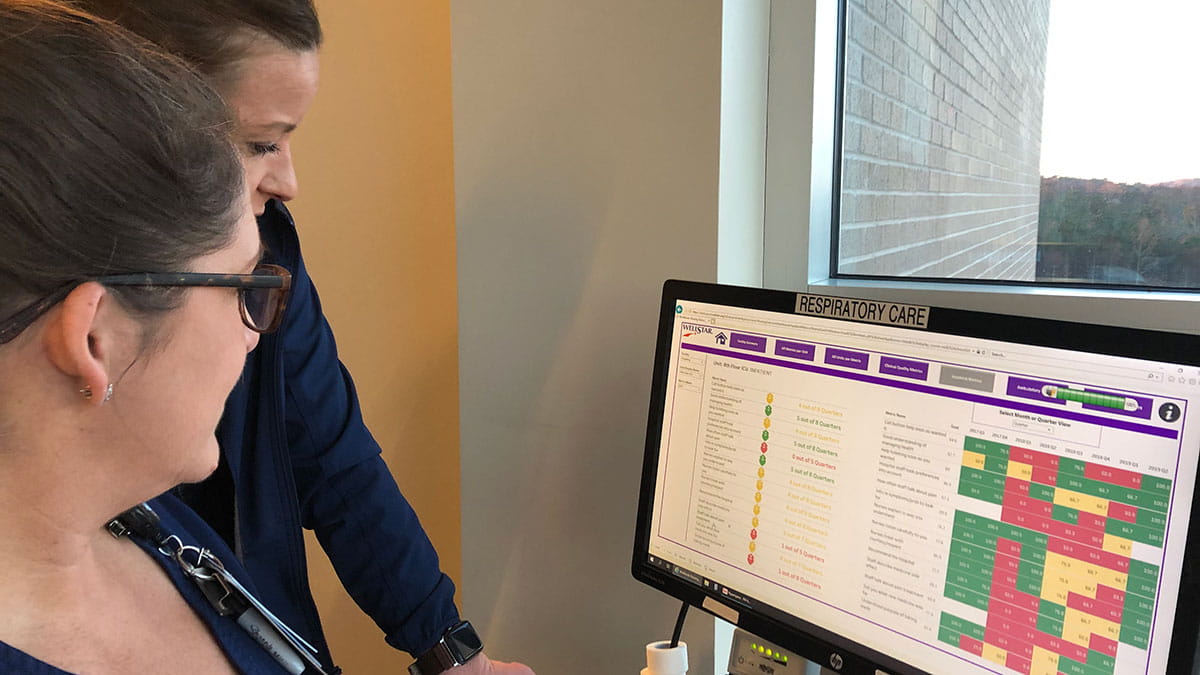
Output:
top-left (0, 2), bottom-right (305, 671)
top-left (69, 1), bottom-right (533, 673)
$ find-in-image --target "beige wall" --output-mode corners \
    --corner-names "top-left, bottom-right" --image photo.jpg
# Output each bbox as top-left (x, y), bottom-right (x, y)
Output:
top-left (289, 1), bottom-right (460, 671)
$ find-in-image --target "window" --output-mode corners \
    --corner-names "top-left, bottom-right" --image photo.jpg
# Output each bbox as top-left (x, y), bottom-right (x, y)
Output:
top-left (835, 0), bottom-right (1200, 289)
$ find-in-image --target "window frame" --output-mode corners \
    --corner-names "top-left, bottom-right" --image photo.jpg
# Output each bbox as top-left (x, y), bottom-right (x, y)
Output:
top-left (759, 0), bottom-right (1200, 334)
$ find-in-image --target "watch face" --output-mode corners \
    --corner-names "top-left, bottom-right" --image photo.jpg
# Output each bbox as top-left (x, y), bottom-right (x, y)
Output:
top-left (445, 621), bottom-right (484, 663)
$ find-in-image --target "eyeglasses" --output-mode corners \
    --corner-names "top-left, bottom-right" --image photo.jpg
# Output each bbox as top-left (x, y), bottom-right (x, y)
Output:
top-left (0, 263), bottom-right (292, 345)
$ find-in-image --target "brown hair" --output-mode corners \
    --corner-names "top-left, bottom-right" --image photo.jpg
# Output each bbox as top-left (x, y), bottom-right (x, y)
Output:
top-left (70, 0), bottom-right (322, 88)
top-left (0, 0), bottom-right (244, 329)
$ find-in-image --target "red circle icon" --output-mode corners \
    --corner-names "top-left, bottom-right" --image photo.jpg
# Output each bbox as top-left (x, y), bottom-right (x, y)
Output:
top-left (747, 553), bottom-right (755, 565)
top-left (750, 528), bottom-right (758, 539)
top-left (760, 443), bottom-right (768, 453)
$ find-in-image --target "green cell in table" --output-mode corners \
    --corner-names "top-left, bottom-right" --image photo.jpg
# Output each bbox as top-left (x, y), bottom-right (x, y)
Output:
top-left (953, 526), bottom-right (998, 550)
top-left (1136, 508), bottom-right (1167, 530)
top-left (961, 466), bottom-right (1006, 489)
top-left (936, 625), bottom-right (960, 647)
top-left (940, 612), bottom-right (985, 641)
top-left (1087, 649), bottom-right (1116, 671)
top-left (1124, 593), bottom-right (1155, 619)
top-left (1082, 477), bottom-right (1117, 500)
top-left (964, 437), bottom-right (1009, 458)
top-left (1029, 482), bottom-right (1056, 502)
top-left (1036, 613), bottom-right (1064, 636)
top-left (1018, 558), bottom-right (1044, 580)
top-left (1142, 475), bottom-right (1172, 496)
top-left (1121, 610), bottom-right (1153, 635)
top-left (1120, 623), bottom-right (1150, 650)
top-left (1053, 504), bottom-right (1080, 525)
top-left (1126, 575), bottom-right (1159, 599)
top-left (1058, 475), bottom-right (1088, 493)
top-left (1039, 598), bottom-right (1066, 621)
top-left (959, 480), bottom-right (1004, 505)
top-left (1128, 557), bottom-right (1156, 583)
top-left (1059, 458), bottom-right (1088, 478)
top-left (1147, 492), bottom-right (1171, 512)
top-left (949, 540), bottom-right (995, 566)
top-left (1016, 574), bottom-right (1041, 596)
top-left (944, 581), bottom-right (990, 612)
top-left (946, 561), bottom-right (992, 592)
top-left (954, 510), bottom-right (1003, 535)
top-left (1056, 656), bottom-right (1090, 675)
top-left (1106, 519), bottom-right (1164, 547)
top-left (983, 455), bottom-right (1009, 474)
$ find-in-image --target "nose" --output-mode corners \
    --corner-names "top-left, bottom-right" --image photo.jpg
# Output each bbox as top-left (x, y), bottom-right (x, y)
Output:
top-left (259, 144), bottom-right (298, 203)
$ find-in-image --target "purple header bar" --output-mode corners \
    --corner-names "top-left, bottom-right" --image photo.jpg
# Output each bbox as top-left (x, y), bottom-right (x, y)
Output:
top-left (774, 340), bottom-right (816, 361)
top-left (824, 348), bottom-right (869, 371)
top-left (730, 332), bottom-right (767, 353)
top-left (879, 356), bottom-right (929, 381)
top-left (680, 343), bottom-right (1179, 440)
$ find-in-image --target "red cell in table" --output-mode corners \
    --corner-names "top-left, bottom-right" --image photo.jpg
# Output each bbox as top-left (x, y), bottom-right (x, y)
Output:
top-left (1031, 451), bottom-right (1060, 469)
top-left (1031, 466), bottom-right (1058, 486)
top-left (1095, 584), bottom-right (1125, 606)
top-left (995, 537), bottom-right (1023, 558)
top-left (958, 635), bottom-right (984, 656)
top-left (1005, 651), bottom-right (1033, 673)
top-left (1077, 511), bottom-right (1108, 532)
top-left (1085, 463), bottom-right (1142, 490)
top-left (1009, 447), bottom-right (1037, 464)
top-left (1006, 477), bottom-right (1031, 496)
top-left (1089, 633), bottom-right (1119, 658)
top-left (1107, 501), bottom-right (1139, 523)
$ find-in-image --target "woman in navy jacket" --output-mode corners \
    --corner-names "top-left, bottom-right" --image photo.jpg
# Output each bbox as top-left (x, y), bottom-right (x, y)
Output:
top-left (73, 1), bottom-right (533, 672)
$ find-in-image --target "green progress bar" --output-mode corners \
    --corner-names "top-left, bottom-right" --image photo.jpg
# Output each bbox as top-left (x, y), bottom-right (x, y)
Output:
top-left (1044, 386), bottom-right (1136, 411)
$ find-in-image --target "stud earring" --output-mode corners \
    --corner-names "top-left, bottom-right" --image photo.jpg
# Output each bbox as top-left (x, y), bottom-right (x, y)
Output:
top-left (79, 383), bottom-right (114, 402)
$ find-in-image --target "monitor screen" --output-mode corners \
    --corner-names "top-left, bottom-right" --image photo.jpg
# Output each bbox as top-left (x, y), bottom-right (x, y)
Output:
top-left (632, 280), bottom-right (1200, 675)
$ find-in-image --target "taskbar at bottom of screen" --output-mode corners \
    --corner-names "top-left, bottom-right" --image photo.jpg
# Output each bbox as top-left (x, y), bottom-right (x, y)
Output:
top-left (646, 553), bottom-right (755, 610)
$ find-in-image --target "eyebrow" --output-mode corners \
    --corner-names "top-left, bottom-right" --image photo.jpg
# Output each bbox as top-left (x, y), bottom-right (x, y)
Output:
top-left (244, 121), bottom-right (297, 135)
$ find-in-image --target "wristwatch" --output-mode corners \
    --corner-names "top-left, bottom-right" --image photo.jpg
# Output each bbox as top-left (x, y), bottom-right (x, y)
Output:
top-left (408, 620), bottom-right (484, 674)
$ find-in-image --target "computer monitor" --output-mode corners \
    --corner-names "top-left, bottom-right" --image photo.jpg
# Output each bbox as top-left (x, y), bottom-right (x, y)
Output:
top-left (632, 280), bottom-right (1200, 675)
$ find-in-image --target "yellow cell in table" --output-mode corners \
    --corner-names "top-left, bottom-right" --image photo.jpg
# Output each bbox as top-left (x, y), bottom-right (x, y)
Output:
top-left (1053, 488), bottom-right (1109, 516)
top-left (1103, 534), bottom-right (1134, 556)
top-left (1030, 647), bottom-right (1060, 675)
top-left (982, 643), bottom-right (1007, 667)
top-left (1007, 461), bottom-right (1033, 481)
top-left (962, 451), bottom-right (986, 470)
top-left (1040, 576), bottom-right (1069, 605)
top-left (1098, 568), bottom-right (1128, 591)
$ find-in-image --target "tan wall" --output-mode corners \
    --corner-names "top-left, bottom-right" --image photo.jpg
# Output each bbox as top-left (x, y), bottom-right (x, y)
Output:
top-left (288, 1), bottom-right (459, 671)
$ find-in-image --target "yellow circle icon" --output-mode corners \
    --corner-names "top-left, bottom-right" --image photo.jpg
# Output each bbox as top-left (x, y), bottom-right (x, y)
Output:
top-left (757, 467), bottom-right (765, 478)
top-left (766, 393), bottom-right (774, 404)
top-left (763, 418), bottom-right (771, 429)
top-left (754, 492), bottom-right (762, 503)
top-left (753, 504), bottom-right (761, 515)
top-left (752, 516), bottom-right (759, 528)
top-left (756, 479), bottom-right (764, 491)
top-left (749, 541), bottom-right (757, 552)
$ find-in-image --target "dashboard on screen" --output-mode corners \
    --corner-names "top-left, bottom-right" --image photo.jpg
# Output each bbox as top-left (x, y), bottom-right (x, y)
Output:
top-left (632, 280), bottom-right (1200, 675)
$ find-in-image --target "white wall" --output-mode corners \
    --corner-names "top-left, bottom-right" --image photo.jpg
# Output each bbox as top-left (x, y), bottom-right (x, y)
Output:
top-left (452, 2), bottom-right (723, 673)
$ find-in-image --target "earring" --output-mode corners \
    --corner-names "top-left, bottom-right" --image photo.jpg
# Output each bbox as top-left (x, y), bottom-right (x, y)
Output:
top-left (79, 383), bottom-right (114, 402)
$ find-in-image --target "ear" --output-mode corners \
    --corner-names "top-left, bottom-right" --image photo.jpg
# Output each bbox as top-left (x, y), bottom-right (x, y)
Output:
top-left (42, 282), bottom-right (112, 403)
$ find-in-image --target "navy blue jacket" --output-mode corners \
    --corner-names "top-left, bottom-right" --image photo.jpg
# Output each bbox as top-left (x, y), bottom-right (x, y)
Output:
top-left (180, 200), bottom-right (459, 672)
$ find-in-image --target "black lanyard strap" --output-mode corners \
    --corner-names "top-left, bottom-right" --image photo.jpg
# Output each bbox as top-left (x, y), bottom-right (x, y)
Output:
top-left (106, 503), bottom-right (329, 675)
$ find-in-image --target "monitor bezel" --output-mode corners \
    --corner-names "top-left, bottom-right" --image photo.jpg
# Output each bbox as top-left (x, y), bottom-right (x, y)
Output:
top-left (632, 279), bottom-right (1200, 675)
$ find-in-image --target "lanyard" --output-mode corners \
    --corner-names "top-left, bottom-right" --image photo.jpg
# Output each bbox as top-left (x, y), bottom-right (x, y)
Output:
top-left (106, 503), bottom-right (329, 675)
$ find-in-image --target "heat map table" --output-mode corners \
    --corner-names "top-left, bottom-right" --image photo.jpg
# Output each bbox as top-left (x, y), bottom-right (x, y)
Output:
top-left (937, 437), bottom-right (1170, 675)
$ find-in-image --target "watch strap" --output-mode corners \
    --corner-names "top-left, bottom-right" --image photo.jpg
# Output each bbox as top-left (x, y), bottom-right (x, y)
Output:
top-left (408, 642), bottom-right (453, 675)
